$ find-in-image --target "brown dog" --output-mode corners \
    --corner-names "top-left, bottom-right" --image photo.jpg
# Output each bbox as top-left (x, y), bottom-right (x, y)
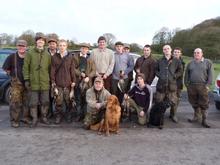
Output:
top-left (90, 95), bottom-right (121, 136)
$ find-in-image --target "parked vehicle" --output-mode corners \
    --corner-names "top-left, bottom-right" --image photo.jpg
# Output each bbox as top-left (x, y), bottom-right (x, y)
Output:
top-left (213, 73), bottom-right (220, 110)
top-left (0, 49), bottom-right (16, 103)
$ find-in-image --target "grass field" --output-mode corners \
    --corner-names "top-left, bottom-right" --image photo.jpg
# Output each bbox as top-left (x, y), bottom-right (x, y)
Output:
top-left (152, 54), bottom-right (220, 90)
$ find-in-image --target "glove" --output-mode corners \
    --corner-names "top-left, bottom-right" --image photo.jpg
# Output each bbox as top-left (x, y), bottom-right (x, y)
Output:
top-left (54, 87), bottom-right (59, 96)
top-left (25, 81), bottom-right (31, 90)
top-left (69, 88), bottom-right (74, 100)
top-left (51, 83), bottom-right (56, 88)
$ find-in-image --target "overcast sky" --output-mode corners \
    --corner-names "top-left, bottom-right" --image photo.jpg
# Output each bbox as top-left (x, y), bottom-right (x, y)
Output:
top-left (0, 0), bottom-right (219, 46)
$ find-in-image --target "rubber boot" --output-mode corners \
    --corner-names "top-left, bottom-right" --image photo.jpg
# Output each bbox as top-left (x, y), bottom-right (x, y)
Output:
top-left (41, 105), bottom-right (50, 125)
top-left (201, 110), bottom-right (211, 128)
top-left (188, 108), bottom-right (201, 123)
top-left (30, 107), bottom-right (38, 127)
top-left (170, 105), bottom-right (178, 123)
top-left (21, 106), bottom-right (32, 125)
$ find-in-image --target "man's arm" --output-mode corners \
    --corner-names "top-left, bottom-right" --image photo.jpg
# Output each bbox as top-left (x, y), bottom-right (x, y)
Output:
top-left (23, 52), bottom-right (31, 81)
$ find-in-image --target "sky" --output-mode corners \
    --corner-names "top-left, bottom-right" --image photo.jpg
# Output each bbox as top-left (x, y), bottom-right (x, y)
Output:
top-left (0, 0), bottom-right (220, 46)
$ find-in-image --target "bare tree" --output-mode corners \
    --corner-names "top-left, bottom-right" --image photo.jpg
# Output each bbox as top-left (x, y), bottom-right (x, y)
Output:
top-left (18, 30), bottom-right (35, 46)
top-left (103, 33), bottom-right (116, 47)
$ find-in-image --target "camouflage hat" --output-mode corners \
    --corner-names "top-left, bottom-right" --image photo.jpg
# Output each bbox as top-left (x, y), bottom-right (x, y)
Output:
top-left (47, 37), bottom-right (58, 43)
top-left (35, 32), bottom-right (46, 42)
top-left (79, 42), bottom-right (90, 48)
top-left (16, 40), bottom-right (27, 47)
top-left (94, 76), bottom-right (104, 83)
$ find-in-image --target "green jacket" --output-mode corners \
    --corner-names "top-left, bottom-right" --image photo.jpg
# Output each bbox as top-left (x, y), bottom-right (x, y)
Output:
top-left (23, 47), bottom-right (51, 90)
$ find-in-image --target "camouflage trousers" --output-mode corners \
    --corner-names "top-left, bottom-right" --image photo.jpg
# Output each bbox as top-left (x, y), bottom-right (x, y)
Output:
top-left (187, 84), bottom-right (209, 111)
top-left (127, 98), bottom-right (147, 125)
top-left (84, 108), bottom-right (105, 127)
top-left (54, 87), bottom-right (73, 116)
top-left (170, 88), bottom-right (182, 117)
top-left (9, 78), bottom-right (30, 123)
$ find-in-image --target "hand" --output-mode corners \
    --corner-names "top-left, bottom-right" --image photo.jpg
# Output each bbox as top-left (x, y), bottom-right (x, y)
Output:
top-left (69, 89), bottom-right (74, 99)
top-left (103, 74), bottom-right (107, 79)
top-left (25, 81), bottom-right (31, 90)
top-left (51, 83), bottom-right (56, 88)
top-left (124, 94), bottom-right (129, 99)
top-left (84, 77), bottom-right (89, 83)
top-left (139, 110), bottom-right (145, 117)
top-left (54, 88), bottom-right (59, 96)
top-left (71, 82), bottom-right (75, 88)
top-left (206, 86), bottom-right (210, 91)
top-left (81, 72), bottom-right (86, 78)
top-left (95, 103), bottom-right (102, 109)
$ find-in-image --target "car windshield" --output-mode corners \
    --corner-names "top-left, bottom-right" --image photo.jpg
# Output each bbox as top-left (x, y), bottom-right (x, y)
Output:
top-left (0, 53), bottom-right (10, 67)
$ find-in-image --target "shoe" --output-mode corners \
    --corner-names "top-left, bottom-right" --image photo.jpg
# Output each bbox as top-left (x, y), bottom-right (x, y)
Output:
top-left (21, 119), bottom-right (32, 125)
top-left (202, 120), bottom-right (211, 128)
top-left (170, 116), bottom-right (178, 123)
top-left (11, 122), bottom-right (19, 128)
top-left (158, 125), bottom-right (163, 129)
top-left (188, 118), bottom-right (198, 123)
top-left (41, 117), bottom-right (50, 125)
top-left (55, 116), bottom-right (61, 125)
top-left (31, 119), bottom-right (38, 128)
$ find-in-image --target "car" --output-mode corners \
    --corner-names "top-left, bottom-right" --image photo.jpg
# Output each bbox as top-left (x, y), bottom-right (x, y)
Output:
top-left (213, 73), bottom-right (220, 110)
top-left (0, 49), bottom-right (16, 104)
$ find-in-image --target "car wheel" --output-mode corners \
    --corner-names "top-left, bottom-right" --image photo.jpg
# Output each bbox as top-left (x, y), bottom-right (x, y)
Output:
top-left (215, 101), bottom-right (220, 110)
top-left (4, 86), bottom-right (11, 104)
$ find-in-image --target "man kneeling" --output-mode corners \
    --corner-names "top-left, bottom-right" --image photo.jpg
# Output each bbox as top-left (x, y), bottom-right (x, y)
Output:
top-left (124, 73), bottom-right (153, 125)
top-left (83, 76), bottom-right (111, 129)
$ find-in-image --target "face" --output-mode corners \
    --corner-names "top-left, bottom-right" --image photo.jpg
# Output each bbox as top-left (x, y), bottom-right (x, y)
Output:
top-left (163, 45), bottom-right (172, 56)
top-left (194, 48), bottom-right (203, 61)
top-left (36, 38), bottom-right (45, 48)
top-left (143, 47), bottom-right (151, 56)
top-left (98, 40), bottom-right (106, 49)
top-left (173, 49), bottom-right (182, 59)
top-left (17, 45), bottom-right (27, 54)
top-left (123, 47), bottom-right (130, 53)
top-left (81, 47), bottom-right (89, 55)
top-left (94, 81), bottom-right (103, 91)
top-left (137, 76), bottom-right (145, 86)
top-left (58, 41), bottom-right (67, 53)
top-left (48, 42), bottom-right (57, 50)
top-left (115, 45), bottom-right (124, 53)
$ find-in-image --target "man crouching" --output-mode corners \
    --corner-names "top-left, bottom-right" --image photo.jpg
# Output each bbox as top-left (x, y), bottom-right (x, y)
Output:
top-left (83, 76), bottom-right (111, 129)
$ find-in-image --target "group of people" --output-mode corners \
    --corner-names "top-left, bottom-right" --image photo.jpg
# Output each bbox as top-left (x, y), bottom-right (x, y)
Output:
top-left (2, 32), bottom-right (213, 129)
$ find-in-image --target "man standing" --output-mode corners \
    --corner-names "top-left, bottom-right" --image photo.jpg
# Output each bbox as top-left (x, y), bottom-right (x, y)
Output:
top-left (73, 43), bottom-right (96, 121)
top-left (23, 32), bottom-right (51, 127)
top-left (47, 36), bottom-right (58, 56)
top-left (155, 45), bottom-right (183, 125)
top-left (123, 44), bottom-right (133, 91)
top-left (134, 45), bottom-right (156, 85)
top-left (170, 47), bottom-right (185, 123)
top-left (83, 77), bottom-right (111, 129)
top-left (112, 41), bottom-right (134, 103)
top-left (50, 39), bottom-right (76, 124)
top-left (184, 48), bottom-right (213, 128)
top-left (90, 36), bottom-right (114, 92)
top-left (47, 36), bottom-right (58, 118)
top-left (3, 40), bottom-right (31, 128)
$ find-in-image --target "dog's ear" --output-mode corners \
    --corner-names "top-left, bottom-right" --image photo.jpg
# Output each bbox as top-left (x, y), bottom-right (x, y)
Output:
top-left (114, 96), bottom-right (120, 105)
